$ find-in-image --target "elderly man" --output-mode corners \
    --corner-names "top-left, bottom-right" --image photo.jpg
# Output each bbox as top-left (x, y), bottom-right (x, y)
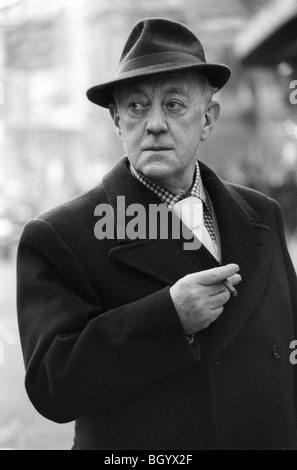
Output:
top-left (17, 18), bottom-right (297, 450)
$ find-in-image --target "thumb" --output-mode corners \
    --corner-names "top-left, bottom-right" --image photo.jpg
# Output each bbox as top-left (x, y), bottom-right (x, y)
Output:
top-left (191, 264), bottom-right (240, 286)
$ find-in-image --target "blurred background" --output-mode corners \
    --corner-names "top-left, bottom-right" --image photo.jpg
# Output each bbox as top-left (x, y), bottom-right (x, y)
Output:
top-left (0, 0), bottom-right (296, 450)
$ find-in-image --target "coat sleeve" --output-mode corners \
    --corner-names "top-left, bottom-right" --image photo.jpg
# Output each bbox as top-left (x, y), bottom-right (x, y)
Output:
top-left (273, 201), bottom-right (297, 425)
top-left (17, 217), bottom-right (197, 424)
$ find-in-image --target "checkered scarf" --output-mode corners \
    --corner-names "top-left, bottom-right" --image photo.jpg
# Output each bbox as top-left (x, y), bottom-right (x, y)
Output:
top-left (130, 160), bottom-right (216, 242)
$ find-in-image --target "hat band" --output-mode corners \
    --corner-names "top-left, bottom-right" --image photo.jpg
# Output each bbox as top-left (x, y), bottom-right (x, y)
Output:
top-left (116, 51), bottom-right (205, 77)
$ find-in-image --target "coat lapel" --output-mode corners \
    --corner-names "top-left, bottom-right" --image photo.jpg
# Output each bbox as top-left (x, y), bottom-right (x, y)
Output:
top-left (104, 157), bottom-right (219, 286)
top-left (110, 238), bottom-right (219, 286)
top-left (103, 157), bottom-right (272, 358)
top-left (200, 163), bottom-right (272, 359)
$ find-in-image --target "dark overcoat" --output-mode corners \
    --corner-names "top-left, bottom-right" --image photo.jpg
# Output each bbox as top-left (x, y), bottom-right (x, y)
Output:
top-left (17, 157), bottom-right (297, 450)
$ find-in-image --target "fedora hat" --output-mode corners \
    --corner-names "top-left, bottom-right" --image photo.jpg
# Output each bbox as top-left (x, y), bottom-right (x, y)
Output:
top-left (87, 18), bottom-right (231, 108)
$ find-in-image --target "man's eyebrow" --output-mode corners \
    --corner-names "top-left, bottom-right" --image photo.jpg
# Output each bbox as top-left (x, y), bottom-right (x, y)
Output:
top-left (164, 87), bottom-right (189, 96)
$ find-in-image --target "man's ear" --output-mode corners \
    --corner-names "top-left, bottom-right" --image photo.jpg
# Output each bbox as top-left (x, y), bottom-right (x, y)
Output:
top-left (109, 102), bottom-right (122, 140)
top-left (201, 101), bottom-right (220, 142)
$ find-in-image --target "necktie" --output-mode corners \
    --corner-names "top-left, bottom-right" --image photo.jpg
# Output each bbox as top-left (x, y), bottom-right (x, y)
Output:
top-left (173, 197), bottom-right (219, 261)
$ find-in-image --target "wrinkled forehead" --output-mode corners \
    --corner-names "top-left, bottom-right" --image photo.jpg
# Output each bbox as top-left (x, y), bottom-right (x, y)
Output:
top-left (114, 70), bottom-right (206, 100)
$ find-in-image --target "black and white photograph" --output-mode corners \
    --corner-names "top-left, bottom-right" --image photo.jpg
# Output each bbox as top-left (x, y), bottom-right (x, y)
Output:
top-left (0, 0), bottom-right (297, 452)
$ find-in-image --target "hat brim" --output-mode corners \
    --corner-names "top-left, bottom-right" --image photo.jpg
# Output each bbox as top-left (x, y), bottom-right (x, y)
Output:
top-left (87, 62), bottom-right (231, 108)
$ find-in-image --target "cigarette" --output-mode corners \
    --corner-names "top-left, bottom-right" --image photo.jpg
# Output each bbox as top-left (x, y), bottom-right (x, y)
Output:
top-left (223, 279), bottom-right (238, 298)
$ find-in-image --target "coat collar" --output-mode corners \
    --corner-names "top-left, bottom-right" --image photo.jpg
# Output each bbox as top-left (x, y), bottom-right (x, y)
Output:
top-left (102, 157), bottom-right (272, 359)
top-left (199, 165), bottom-right (272, 359)
top-left (103, 157), bottom-right (219, 279)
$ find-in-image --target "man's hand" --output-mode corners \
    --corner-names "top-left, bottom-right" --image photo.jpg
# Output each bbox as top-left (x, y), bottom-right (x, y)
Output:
top-left (170, 264), bottom-right (242, 335)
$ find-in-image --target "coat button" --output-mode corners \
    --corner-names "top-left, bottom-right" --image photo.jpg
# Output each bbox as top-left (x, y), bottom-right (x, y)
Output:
top-left (273, 344), bottom-right (281, 360)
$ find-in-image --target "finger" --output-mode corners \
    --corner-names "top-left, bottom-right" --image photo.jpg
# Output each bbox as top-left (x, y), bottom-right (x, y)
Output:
top-left (209, 282), bottom-right (228, 297)
top-left (209, 290), bottom-right (231, 309)
top-left (210, 306), bottom-right (224, 321)
top-left (227, 273), bottom-right (242, 286)
top-left (192, 264), bottom-right (240, 287)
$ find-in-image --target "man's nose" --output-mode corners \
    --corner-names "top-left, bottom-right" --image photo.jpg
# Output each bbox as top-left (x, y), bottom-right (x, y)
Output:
top-left (146, 105), bottom-right (168, 134)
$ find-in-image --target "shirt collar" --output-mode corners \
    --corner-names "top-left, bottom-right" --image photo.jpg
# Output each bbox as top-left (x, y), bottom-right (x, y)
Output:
top-left (130, 160), bottom-right (209, 210)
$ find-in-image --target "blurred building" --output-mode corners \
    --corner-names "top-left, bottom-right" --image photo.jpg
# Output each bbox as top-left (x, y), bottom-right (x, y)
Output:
top-left (1, 0), bottom-right (91, 210)
top-left (235, 0), bottom-right (297, 234)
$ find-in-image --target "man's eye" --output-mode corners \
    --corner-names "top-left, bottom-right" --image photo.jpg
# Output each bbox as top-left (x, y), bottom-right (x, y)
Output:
top-left (166, 101), bottom-right (183, 110)
top-left (129, 102), bottom-right (146, 111)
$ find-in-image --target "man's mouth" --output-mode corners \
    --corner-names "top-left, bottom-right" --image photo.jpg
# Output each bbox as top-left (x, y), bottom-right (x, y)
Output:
top-left (144, 147), bottom-right (173, 151)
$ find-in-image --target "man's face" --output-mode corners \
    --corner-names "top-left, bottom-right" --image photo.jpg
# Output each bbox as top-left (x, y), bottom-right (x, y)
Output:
top-left (111, 71), bottom-right (219, 192)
